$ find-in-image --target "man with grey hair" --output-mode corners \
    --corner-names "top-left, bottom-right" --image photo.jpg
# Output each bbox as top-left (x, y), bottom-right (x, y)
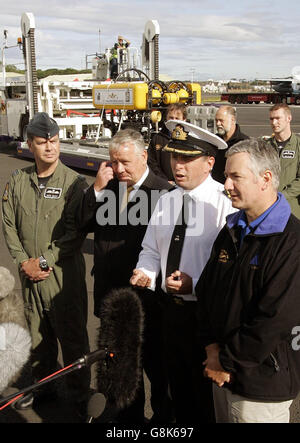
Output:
top-left (213, 105), bottom-right (248, 184)
top-left (196, 137), bottom-right (300, 423)
top-left (77, 128), bottom-right (173, 423)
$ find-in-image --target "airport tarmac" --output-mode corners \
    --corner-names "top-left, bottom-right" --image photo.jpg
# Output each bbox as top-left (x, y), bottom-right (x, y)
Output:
top-left (0, 103), bottom-right (300, 423)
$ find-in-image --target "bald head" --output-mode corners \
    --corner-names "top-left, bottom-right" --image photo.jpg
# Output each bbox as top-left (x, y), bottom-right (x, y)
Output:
top-left (215, 105), bottom-right (237, 142)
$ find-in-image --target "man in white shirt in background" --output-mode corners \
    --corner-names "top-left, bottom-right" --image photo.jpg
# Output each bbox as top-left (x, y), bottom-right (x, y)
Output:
top-left (130, 120), bottom-right (235, 423)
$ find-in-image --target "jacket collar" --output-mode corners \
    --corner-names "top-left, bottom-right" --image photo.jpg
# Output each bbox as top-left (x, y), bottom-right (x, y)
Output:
top-left (270, 132), bottom-right (296, 148)
top-left (230, 124), bottom-right (243, 143)
top-left (226, 192), bottom-right (291, 235)
top-left (217, 124), bottom-right (244, 144)
top-left (30, 160), bottom-right (64, 186)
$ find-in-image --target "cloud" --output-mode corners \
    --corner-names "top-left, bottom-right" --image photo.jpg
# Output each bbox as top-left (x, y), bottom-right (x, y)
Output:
top-left (1, 0), bottom-right (300, 80)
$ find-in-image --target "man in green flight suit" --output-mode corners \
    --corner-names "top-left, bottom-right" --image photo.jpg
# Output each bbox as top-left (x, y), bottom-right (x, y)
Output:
top-left (265, 103), bottom-right (300, 219)
top-left (1, 112), bottom-right (90, 418)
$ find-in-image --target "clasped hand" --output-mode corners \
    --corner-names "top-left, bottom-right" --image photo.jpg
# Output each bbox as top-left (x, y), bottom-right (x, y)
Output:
top-left (203, 343), bottom-right (232, 387)
top-left (20, 258), bottom-right (52, 282)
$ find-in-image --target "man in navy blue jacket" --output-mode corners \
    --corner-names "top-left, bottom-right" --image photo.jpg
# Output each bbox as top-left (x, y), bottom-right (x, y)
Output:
top-left (196, 137), bottom-right (300, 423)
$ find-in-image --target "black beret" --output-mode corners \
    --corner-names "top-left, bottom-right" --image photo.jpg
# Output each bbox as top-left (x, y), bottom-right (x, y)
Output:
top-left (27, 112), bottom-right (59, 139)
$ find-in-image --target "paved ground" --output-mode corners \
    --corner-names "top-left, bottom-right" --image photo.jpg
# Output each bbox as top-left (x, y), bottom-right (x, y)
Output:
top-left (0, 141), bottom-right (152, 424)
top-left (1, 103), bottom-right (300, 423)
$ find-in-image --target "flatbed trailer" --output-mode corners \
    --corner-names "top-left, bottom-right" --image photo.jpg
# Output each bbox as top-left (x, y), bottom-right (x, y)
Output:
top-left (221, 92), bottom-right (300, 105)
top-left (15, 138), bottom-right (110, 172)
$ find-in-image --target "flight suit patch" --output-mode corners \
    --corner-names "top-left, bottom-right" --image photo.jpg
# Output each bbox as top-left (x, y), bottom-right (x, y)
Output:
top-left (282, 150), bottom-right (295, 159)
top-left (2, 182), bottom-right (9, 201)
top-left (44, 187), bottom-right (62, 199)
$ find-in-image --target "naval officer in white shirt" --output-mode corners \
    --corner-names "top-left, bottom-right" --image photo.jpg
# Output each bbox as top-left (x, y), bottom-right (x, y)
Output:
top-left (130, 120), bottom-right (236, 423)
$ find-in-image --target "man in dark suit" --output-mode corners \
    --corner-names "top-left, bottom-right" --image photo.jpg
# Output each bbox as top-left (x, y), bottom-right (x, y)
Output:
top-left (78, 128), bottom-right (174, 423)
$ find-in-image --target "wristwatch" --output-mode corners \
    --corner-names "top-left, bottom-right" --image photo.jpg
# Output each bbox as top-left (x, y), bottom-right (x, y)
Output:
top-left (39, 256), bottom-right (49, 270)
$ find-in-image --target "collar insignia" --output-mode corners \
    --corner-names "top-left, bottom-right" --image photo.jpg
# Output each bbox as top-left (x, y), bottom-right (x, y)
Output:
top-left (218, 249), bottom-right (229, 263)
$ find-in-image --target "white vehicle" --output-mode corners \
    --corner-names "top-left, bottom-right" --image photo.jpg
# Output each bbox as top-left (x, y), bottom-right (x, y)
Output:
top-left (0, 14), bottom-right (104, 142)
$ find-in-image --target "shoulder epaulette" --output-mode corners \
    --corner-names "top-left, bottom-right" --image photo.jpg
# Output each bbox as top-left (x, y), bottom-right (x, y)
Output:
top-left (260, 135), bottom-right (272, 141)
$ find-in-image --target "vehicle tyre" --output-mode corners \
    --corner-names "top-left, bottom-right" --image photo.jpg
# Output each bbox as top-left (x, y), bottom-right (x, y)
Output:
top-left (19, 114), bottom-right (29, 141)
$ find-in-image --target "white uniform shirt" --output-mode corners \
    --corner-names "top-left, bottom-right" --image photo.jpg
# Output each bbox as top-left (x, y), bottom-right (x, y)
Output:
top-left (136, 174), bottom-right (236, 301)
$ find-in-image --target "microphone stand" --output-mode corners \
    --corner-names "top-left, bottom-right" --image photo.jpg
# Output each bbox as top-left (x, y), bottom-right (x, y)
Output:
top-left (0, 348), bottom-right (114, 409)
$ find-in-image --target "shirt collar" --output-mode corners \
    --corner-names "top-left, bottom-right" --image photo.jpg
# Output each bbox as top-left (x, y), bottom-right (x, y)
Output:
top-left (236, 195), bottom-right (281, 233)
top-left (133, 166), bottom-right (149, 189)
top-left (180, 174), bottom-right (214, 202)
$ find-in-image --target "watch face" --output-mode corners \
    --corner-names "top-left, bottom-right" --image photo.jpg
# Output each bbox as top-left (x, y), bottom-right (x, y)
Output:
top-left (40, 258), bottom-right (49, 270)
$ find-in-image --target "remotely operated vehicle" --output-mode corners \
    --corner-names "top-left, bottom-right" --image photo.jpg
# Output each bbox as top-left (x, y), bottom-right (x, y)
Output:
top-left (1, 13), bottom-right (218, 172)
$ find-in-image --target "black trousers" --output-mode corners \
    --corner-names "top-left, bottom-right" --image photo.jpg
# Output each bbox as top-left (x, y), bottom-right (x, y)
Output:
top-left (140, 289), bottom-right (174, 422)
top-left (162, 295), bottom-right (215, 423)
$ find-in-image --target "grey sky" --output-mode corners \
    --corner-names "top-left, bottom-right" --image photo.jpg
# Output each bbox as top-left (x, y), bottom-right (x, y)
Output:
top-left (1, 0), bottom-right (299, 81)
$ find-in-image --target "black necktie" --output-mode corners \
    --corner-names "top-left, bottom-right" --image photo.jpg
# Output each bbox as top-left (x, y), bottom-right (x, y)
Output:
top-left (165, 194), bottom-right (189, 279)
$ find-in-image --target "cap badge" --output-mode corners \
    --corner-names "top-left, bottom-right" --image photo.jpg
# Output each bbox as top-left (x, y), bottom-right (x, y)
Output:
top-left (172, 125), bottom-right (189, 141)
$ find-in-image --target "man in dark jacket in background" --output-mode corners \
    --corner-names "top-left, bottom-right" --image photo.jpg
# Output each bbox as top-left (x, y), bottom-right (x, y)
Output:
top-left (78, 128), bottom-right (174, 423)
top-left (147, 103), bottom-right (187, 182)
top-left (213, 105), bottom-right (248, 184)
top-left (196, 138), bottom-right (300, 423)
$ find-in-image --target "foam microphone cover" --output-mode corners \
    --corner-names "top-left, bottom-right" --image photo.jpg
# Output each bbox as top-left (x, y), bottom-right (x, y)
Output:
top-left (0, 323), bottom-right (31, 394)
top-left (97, 287), bottom-right (144, 410)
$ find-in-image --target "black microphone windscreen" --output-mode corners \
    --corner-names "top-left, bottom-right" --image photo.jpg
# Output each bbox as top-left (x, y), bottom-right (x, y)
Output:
top-left (87, 392), bottom-right (107, 419)
top-left (97, 287), bottom-right (144, 410)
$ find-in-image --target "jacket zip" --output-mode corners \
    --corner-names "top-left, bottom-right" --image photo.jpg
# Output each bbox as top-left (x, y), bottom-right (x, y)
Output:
top-left (270, 352), bottom-right (280, 372)
top-left (34, 184), bottom-right (42, 257)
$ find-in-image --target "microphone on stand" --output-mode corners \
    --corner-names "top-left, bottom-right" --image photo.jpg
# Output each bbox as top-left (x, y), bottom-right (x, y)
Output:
top-left (0, 286), bottom-right (144, 415)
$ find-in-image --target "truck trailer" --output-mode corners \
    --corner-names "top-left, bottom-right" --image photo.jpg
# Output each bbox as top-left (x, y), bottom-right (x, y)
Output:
top-left (221, 91), bottom-right (300, 105)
